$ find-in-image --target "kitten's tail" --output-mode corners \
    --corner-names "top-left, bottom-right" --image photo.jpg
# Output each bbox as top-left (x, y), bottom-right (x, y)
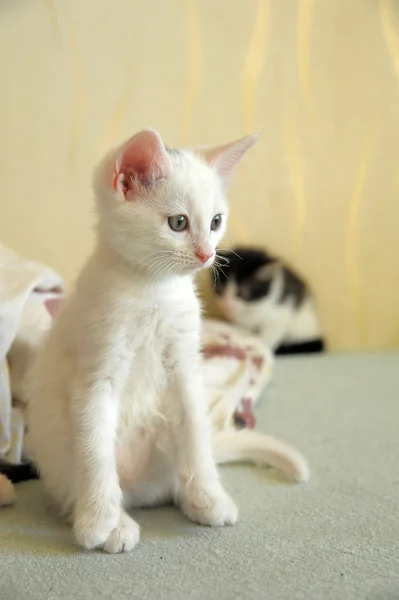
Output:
top-left (213, 429), bottom-right (310, 483)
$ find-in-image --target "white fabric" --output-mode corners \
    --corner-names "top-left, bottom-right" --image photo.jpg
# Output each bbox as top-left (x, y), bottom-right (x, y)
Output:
top-left (202, 319), bottom-right (273, 432)
top-left (0, 242), bottom-right (65, 463)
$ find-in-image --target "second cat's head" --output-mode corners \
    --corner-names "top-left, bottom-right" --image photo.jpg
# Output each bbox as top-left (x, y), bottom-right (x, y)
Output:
top-left (93, 129), bottom-right (258, 277)
top-left (212, 247), bottom-right (278, 327)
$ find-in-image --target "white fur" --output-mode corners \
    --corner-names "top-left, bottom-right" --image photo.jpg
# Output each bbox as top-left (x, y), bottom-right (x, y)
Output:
top-left (27, 130), bottom-right (258, 553)
top-left (213, 430), bottom-right (309, 482)
top-left (216, 264), bottom-right (321, 350)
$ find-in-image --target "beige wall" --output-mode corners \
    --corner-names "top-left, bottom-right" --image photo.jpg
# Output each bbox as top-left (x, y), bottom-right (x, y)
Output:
top-left (0, 0), bottom-right (399, 350)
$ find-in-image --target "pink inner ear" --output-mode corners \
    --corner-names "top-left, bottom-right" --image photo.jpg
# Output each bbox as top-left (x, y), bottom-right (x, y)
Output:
top-left (194, 134), bottom-right (259, 188)
top-left (113, 129), bottom-right (171, 200)
top-left (44, 297), bottom-right (64, 318)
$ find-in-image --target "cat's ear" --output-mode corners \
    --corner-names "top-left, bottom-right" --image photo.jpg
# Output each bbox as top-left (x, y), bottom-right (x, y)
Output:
top-left (255, 263), bottom-right (277, 282)
top-left (44, 297), bottom-right (64, 318)
top-left (192, 134), bottom-right (259, 188)
top-left (113, 129), bottom-right (171, 201)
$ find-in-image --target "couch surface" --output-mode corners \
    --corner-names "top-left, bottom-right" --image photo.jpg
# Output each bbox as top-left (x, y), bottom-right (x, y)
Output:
top-left (1, 353), bottom-right (398, 600)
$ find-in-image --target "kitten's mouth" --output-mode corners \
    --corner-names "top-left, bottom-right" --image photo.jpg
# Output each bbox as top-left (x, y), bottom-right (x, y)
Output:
top-left (199, 260), bottom-right (215, 271)
top-left (181, 260), bottom-right (214, 275)
top-left (185, 263), bottom-right (210, 273)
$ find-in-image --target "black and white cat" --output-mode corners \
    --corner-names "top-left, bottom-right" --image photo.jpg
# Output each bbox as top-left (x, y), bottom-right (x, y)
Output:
top-left (212, 247), bottom-right (324, 355)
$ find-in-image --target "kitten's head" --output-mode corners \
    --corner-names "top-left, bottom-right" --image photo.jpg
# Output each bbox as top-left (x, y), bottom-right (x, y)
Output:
top-left (213, 247), bottom-right (277, 327)
top-left (93, 129), bottom-right (258, 277)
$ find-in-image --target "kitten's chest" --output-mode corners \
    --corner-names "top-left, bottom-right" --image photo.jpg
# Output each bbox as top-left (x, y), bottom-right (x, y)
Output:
top-left (125, 305), bottom-right (169, 381)
top-left (119, 311), bottom-right (168, 431)
top-left (119, 286), bottom-right (200, 428)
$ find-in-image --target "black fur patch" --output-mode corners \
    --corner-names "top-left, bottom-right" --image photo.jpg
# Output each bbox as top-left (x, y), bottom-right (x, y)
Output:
top-left (214, 247), bottom-right (306, 306)
top-left (279, 267), bottom-right (307, 307)
top-left (214, 248), bottom-right (275, 298)
top-left (275, 338), bottom-right (325, 355)
top-left (0, 460), bottom-right (39, 483)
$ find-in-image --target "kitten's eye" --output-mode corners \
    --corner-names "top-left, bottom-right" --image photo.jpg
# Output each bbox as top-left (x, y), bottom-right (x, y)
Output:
top-left (211, 214), bottom-right (222, 231)
top-left (168, 215), bottom-right (188, 232)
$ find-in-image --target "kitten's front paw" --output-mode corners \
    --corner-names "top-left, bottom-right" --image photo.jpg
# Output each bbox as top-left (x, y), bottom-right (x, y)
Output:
top-left (74, 501), bottom-right (121, 550)
top-left (180, 484), bottom-right (238, 527)
top-left (103, 512), bottom-right (140, 553)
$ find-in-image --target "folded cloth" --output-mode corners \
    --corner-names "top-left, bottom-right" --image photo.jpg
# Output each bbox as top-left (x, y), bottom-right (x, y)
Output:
top-left (0, 242), bottom-right (65, 501)
top-left (201, 318), bottom-right (273, 432)
top-left (201, 320), bottom-right (308, 483)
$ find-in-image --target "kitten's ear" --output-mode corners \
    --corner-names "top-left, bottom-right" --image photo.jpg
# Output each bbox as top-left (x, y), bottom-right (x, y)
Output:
top-left (113, 129), bottom-right (171, 200)
top-left (44, 297), bottom-right (64, 318)
top-left (192, 134), bottom-right (259, 188)
top-left (255, 263), bottom-right (277, 281)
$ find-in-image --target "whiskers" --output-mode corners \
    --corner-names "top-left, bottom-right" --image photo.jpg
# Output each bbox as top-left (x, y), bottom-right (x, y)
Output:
top-left (140, 247), bottom-right (236, 285)
top-left (217, 248), bottom-right (243, 260)
top-left (210, 263), bottom-right (219, 287)
top-left (212, 251), bottom-right (231, 288)
top-left (140, 250), bottom-right (179, 281)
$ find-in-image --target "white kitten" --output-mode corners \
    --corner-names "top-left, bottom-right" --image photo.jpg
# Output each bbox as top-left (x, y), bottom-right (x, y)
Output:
top-left (27, 129), bottom-right (258, 553)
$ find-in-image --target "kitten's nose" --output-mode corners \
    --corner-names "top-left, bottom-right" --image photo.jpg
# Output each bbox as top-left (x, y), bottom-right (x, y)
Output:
top-left (221, 297), bottom-right (234, 312)
top-left (196, 251), bottom-right (213, 264)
